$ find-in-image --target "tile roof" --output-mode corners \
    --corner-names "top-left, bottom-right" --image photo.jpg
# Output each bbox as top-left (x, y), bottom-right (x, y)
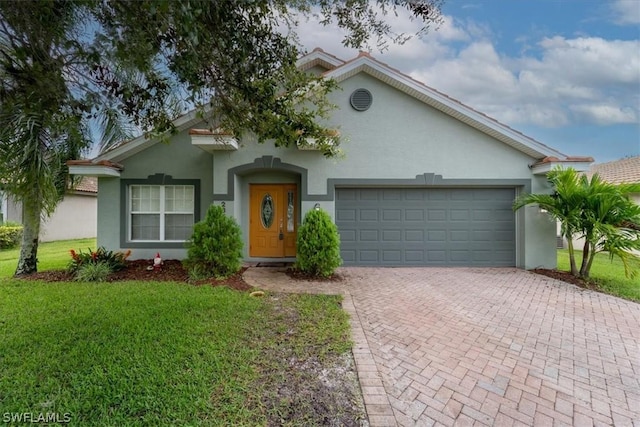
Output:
top-left (73, 176), bottom-right (98, 193)
top-left (587, 156), bottom-right (640, 184)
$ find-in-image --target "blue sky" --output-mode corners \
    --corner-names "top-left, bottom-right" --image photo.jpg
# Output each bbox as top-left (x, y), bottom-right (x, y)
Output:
top-left (292, 0), bottom-right (640, 163)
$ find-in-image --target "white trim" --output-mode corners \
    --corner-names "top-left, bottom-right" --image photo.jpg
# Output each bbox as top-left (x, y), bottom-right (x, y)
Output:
top-left (296, 49), bottom-right (345, 71)
top-left (128, 184), bottom-right (195, 242)
top-left (531, 161), bottom-right (592, 175)
top-left (191, 133), bottom-right (238, 152)
top-left (68, 165), bottom-right (121, 178)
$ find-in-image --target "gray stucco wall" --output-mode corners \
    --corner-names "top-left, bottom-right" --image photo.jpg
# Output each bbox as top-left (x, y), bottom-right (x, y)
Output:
top-left (100, 72), bottom-right (556, 268)
top-left (208, 73), bottom-right (555, 268)
top-left (98, 129), bottom-right (213, 260)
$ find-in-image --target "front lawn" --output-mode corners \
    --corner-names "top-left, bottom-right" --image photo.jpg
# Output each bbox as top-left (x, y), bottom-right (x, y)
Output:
top-left (557, 249), bottom-right (640, 302)
top-left (0, 279), bottom-right (360, 425)
top-left (0, 238), bottom-right (96, 277)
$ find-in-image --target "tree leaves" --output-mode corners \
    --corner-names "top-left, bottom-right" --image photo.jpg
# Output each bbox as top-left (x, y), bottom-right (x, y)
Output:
top-left (514, 167), bottom-right (640, 279)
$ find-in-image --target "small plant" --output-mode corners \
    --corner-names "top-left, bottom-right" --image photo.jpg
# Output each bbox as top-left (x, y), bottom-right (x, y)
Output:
top-left (74, 261), bottom-right (112, 282)
top-left (295, 208), bottom-right (342, 278)
top-left (185, 205), bottom-right (243, 279)
top-left (0, 222), bottom-right (23, 250)
top-left (68, 247), bottom-right (130, 274)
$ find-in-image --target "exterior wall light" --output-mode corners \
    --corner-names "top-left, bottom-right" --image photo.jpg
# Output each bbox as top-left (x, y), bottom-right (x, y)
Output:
top-left (314, 203), bottom-right (321, 211)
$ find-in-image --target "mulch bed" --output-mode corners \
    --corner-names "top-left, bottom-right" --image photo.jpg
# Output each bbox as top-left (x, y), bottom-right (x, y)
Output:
top-left (20, 261), bottom-right (601, 294)
top-left (20, 259), bottom-right (253, 292)
top-left (530, 268), bottom-right (601, 291)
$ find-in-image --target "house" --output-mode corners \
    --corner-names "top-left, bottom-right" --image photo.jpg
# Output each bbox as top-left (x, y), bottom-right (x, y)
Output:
top-left (68, 49), bottom-right (593, 269)
top-left (0, 176), bottom-right (98, 242)
top-left (588, 156), bottom-right (640, 204)
top-left (558, 155), bottom-right (640, 250)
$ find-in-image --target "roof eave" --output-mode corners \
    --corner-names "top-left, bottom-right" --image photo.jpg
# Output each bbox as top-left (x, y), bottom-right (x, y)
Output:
top-left (95, 109), bottom-right (204, 163)
top-left (530, 157), bottom-right (594, 175)
top-left (67, 160), bottom-right (124, 178)
top-left (296, 48), bottom-right (345, 72)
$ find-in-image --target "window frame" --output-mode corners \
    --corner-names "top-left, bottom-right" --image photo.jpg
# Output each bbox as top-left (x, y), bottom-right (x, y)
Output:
top-left (121, 174), bottom-right (200, 248)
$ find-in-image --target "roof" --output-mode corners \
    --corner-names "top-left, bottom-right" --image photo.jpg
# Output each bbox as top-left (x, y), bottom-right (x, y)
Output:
top-left (587, 156), bottom-right (640, 184)
top-left (86, 48), bottom-right (590, 168)
top-left (73, 176), bottom-right (98, 193)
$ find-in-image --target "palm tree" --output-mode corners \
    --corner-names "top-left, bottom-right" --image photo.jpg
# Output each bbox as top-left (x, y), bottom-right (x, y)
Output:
top-left (514, 167), bottom-right (640, 279)
top-left (513, 167), bottom-right (585, 276)
top-left (577, 175), bottom-right (640, 278)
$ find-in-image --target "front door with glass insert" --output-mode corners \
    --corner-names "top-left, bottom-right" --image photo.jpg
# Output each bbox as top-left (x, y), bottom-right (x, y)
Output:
top-left (249, 184), bottom-right (297, 257)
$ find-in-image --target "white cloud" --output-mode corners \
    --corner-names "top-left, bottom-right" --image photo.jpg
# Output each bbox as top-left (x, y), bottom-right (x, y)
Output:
top-left (289, 8), bottom-right (640, 130)
top-left (610, 0), bottom-right (640, 25)
top-left (570, 104), bottom-right (638, 125)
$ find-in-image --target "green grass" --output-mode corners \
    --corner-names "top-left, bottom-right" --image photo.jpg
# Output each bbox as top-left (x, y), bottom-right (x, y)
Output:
top-left (0, 238), bottom-right (96, 277)
top-left (0, 280), bottom-right (352, 426)
top-left (558, 249), bottom-right (640, 302)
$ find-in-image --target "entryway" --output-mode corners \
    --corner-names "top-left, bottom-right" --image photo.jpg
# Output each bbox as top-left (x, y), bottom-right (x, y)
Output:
top-left (249, 184), bottom-right (297, 257)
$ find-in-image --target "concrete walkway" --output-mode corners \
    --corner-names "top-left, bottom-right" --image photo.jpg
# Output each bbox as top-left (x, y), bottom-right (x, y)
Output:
top-left (243, 266), bottom-right (640, 426)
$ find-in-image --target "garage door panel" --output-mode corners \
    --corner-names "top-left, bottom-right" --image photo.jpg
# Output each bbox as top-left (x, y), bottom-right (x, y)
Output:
top-left (405, 209), bottom-right (425, 221)
top-left (359, 250), bottom-right (379, 262)
top-left (359, 229), bottom-right (379, 241)
top-left (450, 210), bottom-right (470, 221)
top-left (359, 209), bottom-right (378, 221)
top-left (405, 230), bottom-right (424, 241)
top-left (340, 230), bottom-right (356, 242)
top-left (336, 208), bottom-right (356, 221)
top-left (405, 251), bottom-right (424, 262)
top-left (382, 209), bottom-right (402, 221)
top-left (337, 189), bottom-right (357, 200)
top-left (382, 190), bottom-right (402, 200)
top-left (382, 250), bottom-right (402, 262)
top-left (427, 230), bottom-right (446, 241)
top-left (360, 189), bottom-right (379, 200)
top-left (428, 209), bottom-right (447, 220)
top-left (336, 187), bottom-right (516, 266)
top-left (341, 250), bottom-right (356, 262)
top-left (382, 230), bottom-right (402, 241)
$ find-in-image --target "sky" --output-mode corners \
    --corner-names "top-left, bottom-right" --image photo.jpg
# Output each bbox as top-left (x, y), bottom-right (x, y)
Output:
top-left (290, 0), bottom-right (640, 164)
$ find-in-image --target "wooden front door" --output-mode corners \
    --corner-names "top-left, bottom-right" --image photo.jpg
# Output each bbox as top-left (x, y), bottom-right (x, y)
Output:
top-left (249, 184), bottom-right (297, 257)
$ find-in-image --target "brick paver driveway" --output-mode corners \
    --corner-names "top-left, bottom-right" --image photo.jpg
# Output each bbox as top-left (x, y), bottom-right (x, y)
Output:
top-left (244, 267), bottom-right (640, 426)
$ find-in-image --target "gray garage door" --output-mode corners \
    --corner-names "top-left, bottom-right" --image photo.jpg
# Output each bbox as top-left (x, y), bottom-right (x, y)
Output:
top-left (335, 188), bottom-right (516, 266)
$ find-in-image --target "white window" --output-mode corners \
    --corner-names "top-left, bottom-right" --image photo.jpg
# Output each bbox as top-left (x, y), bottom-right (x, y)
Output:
top-left (129, 185), bottom-right (194, 241)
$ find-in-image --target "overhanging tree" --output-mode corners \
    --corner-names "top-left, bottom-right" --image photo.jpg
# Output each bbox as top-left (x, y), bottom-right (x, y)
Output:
top-left (0, 0), bottom-right (444, 275)
top-left (514, 167), bottom-right (640, 279)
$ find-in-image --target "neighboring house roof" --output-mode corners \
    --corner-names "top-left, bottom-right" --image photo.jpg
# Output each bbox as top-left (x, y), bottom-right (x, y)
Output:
top-left (586, 156), bottom-right (640, 185)
top-left (73, 176), bottom-right (98, 194)
top-left (76, 48), bottom-right (591, 172)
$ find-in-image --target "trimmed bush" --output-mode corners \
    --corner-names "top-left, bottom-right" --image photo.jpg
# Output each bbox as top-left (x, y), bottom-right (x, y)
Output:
top-left (295, 208), bottom-right (342, 277)
top-left (0, 223), bottom-right (23, 250)
top-left (68, 247), bottom-right (130, 274)
top-left (185, 205), bottom-right (243, 279)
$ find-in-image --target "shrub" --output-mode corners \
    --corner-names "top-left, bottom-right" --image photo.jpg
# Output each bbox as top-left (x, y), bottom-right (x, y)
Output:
top-left (185, 205), bottom-right (243, 279)
top-left (295, 208), bottom-right (342, 277)
top-left (0, 223), bottom-right (23, 249)
top-left (68, 247), bottom-right (130, 274)
top-left (74, 261), bottom-right (112, 282)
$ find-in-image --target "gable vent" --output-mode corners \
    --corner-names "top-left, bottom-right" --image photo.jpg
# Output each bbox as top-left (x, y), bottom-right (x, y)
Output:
top-left (350, 88), bottom-right (373, 111)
